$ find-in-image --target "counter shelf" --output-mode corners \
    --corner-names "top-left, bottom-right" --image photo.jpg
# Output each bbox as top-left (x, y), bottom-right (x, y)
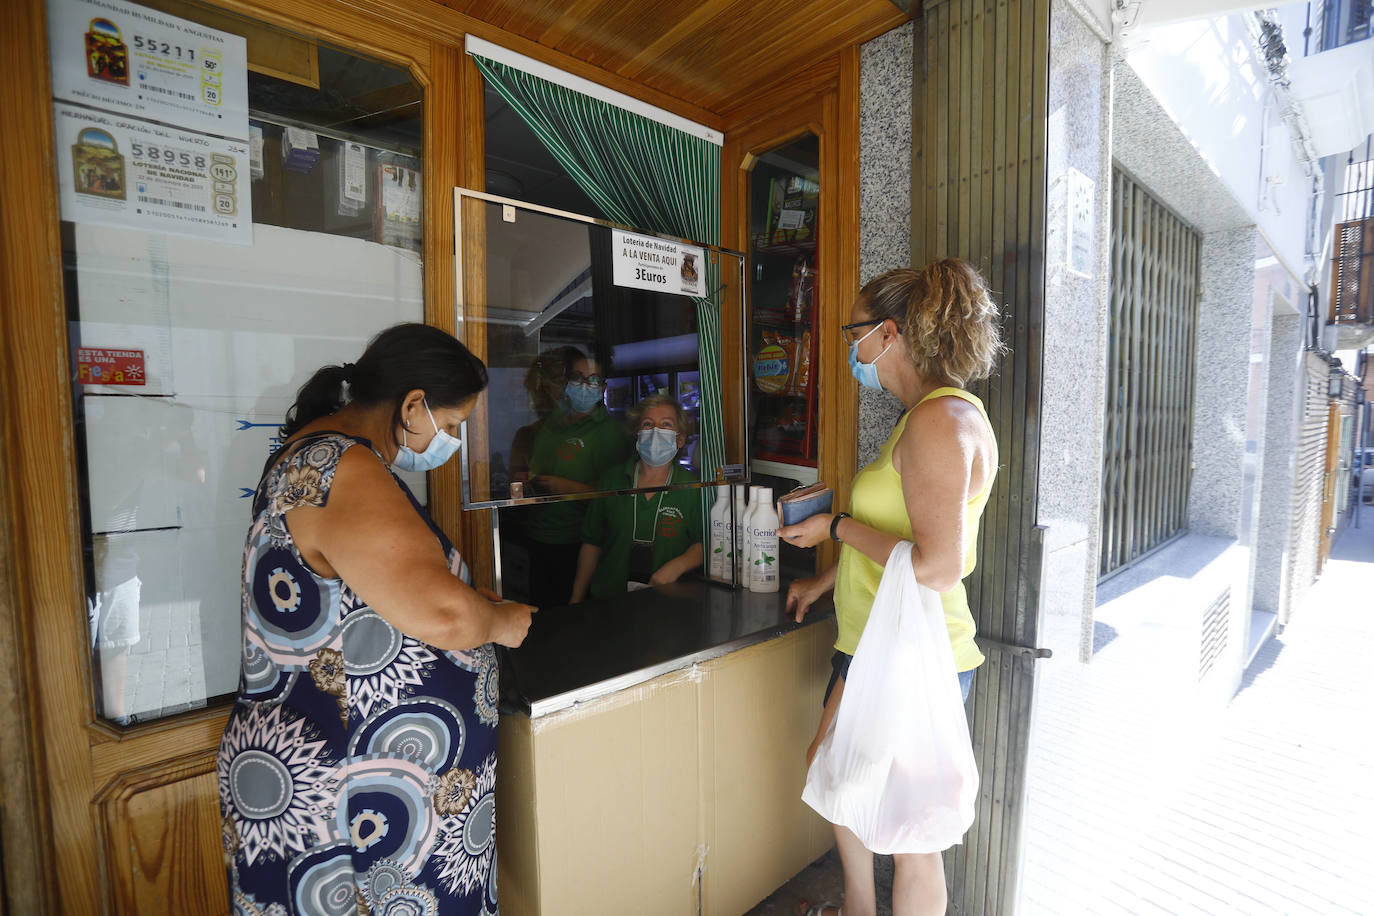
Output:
top-left (499, 575), bottom-right (835, 718)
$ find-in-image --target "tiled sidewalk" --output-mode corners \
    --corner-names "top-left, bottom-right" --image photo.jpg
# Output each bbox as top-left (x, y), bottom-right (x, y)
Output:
top-left (751, 520), bottom-right (1373, 915)
top-left (1020, 520), bottom-right (1373, 915)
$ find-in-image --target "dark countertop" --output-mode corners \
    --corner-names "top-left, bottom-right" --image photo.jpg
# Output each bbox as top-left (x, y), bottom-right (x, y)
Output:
top-left (499, 576), bottom-right (835, 718)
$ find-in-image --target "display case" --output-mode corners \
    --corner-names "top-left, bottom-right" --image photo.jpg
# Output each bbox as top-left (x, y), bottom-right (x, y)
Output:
top-left (747, 134), bottom-right (820, 475)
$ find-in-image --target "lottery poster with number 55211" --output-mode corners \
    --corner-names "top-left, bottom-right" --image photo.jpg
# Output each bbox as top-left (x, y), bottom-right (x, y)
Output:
top-left (54, 102), bottom-right (251, 245)
top-left (46, 0), bottom-right (249, 141)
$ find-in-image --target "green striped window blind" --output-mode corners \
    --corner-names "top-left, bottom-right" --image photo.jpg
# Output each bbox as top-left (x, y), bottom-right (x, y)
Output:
top-left (471, 53), bottom-right (727, 524)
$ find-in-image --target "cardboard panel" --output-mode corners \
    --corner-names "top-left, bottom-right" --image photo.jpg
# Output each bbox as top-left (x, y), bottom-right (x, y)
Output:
top-left (496, 623), bottom-right (837, 915)
top-left (531, 673), bottom-right (701, 916)
top-left (702, 623), bottom-right (835, 915)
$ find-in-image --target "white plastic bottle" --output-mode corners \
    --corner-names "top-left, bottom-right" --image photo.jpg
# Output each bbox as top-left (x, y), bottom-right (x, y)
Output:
top-left (742, 486), bottom-right (760, 586)
top-left (749, 487), bottom-right (780, 593)
top-left (733, 485), bottom-right (750, 584)
top-left (708, 487), bottom-right (730, 580)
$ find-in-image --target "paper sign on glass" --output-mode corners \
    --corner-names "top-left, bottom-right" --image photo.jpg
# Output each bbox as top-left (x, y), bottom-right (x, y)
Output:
top-left (55, 103), bottom-right (251, 245)
top-left (612, 229), bottom-right (705, 297)
top-left (47, 0), bottom-right (249, 142)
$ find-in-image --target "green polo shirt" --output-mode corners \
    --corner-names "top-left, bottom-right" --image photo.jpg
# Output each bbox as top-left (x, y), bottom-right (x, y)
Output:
top-left (526, 405), bottom-right (630, 544)
top-left (581, 459), bottom-right (704, 599)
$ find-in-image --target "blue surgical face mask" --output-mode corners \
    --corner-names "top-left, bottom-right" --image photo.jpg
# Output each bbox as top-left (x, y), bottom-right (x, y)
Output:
top-left (848, 322), bottom-right (893, 391)
top-left (637, 426), bottom-right (679, 467)
top-left (392, 399), bottom-right (462, 472)
top-left (564, 380), bottom-right (604, 414)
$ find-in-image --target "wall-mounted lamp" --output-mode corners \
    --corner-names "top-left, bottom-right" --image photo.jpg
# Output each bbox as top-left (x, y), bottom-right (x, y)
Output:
top-left (1329, 370), bottom-right (1345, 399)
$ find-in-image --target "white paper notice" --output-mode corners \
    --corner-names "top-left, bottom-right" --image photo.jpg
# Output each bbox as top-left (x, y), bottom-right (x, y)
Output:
top-left (47, 0), bottom-right (249, 141)
top-left (55, 103), bottom-right (251, 245)
top-left (342, 142), bottom-right (367, 204)
top-left (611, 229), bottom-right (705, 297)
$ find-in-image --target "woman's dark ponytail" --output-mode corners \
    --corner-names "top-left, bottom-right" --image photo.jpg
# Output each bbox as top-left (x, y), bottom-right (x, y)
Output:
top-left (279, 323), bottom-right (488, 441)
top-left (279, 365), bottom-right (352, 439)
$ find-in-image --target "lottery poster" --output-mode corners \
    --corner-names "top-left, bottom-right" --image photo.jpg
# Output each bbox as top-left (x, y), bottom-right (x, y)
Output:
top-left (47, 0), bottom-right (248, 141)
top-left (54, 102), bottom-right (251, 245)
top-left (612, 229), bottom-right (705, 298)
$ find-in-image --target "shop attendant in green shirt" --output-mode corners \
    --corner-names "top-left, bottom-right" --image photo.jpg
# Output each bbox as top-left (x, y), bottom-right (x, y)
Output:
top-left (523, 356), bottom-right (630, 544)
top-left (517, 354), bottom-right (629, 607)
top-left (571, 395), bottom-right (703, 601)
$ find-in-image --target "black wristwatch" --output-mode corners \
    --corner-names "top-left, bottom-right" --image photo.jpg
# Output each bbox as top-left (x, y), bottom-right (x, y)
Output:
top-left (830, 512), bottom-right (852, 542)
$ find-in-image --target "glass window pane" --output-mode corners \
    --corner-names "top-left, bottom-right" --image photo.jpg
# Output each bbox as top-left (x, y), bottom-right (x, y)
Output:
top-left (56, 0), bottom-right (425, 725)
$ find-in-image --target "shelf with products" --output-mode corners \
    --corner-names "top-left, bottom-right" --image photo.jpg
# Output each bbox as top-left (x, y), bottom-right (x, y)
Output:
top-left (748, 133), bottom-right (820, 470)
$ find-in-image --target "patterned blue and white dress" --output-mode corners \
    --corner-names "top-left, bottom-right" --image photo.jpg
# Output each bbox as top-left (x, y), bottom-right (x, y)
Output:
top-left (217, 432), bottom-right (500, 915)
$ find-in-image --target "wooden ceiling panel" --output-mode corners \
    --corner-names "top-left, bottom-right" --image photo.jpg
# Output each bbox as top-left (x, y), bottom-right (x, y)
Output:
top-left (442, 0), bottom-right (906, 114)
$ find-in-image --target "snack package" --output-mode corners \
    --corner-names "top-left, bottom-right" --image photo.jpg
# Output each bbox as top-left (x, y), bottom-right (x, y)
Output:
top-left (754, 331), bottom-right (797, 394)
top-left (786, 257), bottom-right (815, 323)
top-left (791, 330), bottom-right (811, 396)
top-left (754, 329), bottom-right (812, 397)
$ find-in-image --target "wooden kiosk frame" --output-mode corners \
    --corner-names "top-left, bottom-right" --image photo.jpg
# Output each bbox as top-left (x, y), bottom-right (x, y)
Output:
top-left (0, 0), bottom-right (893, 911)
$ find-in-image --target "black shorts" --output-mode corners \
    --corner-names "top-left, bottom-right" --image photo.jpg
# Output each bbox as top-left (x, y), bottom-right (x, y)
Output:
top-left (823, 650), bottom-right (852, 707)
top-left (823, 649), bottom-right (976, 706)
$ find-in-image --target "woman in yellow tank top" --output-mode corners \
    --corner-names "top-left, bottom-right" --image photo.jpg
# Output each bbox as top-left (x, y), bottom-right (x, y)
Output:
top-left (778, 259), bottom-right (1002, 916)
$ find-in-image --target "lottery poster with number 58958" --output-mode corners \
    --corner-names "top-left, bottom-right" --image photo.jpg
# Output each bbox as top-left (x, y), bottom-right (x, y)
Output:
top-left (53, 103), bottom-right (251, 245)
top-left (46, 0), bottom-right (252, 244)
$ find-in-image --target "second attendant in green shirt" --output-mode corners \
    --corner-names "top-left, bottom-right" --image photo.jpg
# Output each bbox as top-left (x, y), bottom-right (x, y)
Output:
top-left (571, 395), bottom-right (703, 601)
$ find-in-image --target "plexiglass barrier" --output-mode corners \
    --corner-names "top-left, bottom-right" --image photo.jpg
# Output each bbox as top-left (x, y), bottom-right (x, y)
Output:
top-left (453, 190), bottom-right (750, 510)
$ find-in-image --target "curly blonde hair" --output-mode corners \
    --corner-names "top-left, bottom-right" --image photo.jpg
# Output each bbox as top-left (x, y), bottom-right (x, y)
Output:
top-left (860, 259), bottom-right (1005, 386)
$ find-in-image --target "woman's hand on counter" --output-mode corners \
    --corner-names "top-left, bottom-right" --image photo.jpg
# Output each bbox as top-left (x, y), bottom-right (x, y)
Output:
top-left (488, 599), bottom-right (536, 648)
top-left (648, 542), bottom-right (704, 587)
top-left (785, 569), bottom-right (835, 624)
top-left (778, 512), bottom-right (833, 549)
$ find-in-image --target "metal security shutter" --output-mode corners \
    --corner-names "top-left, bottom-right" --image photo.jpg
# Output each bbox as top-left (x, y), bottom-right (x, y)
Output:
top-left (1285, 357), bottom-right (1330, 623)
top-left (1331, 218), bottom-right (1374, 325)
top-left (1098, 169), bottom-right (1201, 577)
top-left (912, 1), bottom-right (1050, 912)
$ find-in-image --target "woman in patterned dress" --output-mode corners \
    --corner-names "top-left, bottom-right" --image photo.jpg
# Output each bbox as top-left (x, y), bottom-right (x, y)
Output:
top-left (217, 323), bottom-right (535, 915)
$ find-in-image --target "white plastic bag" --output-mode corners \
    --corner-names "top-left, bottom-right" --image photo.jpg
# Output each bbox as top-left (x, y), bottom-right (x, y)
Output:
top-left (802, 541), bottom-right (979, 854)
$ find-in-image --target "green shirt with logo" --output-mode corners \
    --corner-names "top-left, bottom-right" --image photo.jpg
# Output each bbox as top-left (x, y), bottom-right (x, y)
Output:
top-left (581, 458), bottom-right (704, 598)
top-left (525, 405), bottom-right (630, 544)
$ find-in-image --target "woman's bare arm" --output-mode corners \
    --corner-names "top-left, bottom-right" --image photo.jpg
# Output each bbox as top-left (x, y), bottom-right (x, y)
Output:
top-left (810, 399), bottom-right (986, 592)
top-left (286, 447), bottom-right (533, 650)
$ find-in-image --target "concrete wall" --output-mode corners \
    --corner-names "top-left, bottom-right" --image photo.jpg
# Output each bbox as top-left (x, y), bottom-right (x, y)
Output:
top-left (1039, 0), bottom-right (1114, 661)
top-left (1251, 285), bottom-right (1305, 620)
top-left (1190, 227), bottom-right (1260, 538)
top-left (1125, 8), bottom-right (1316, 279)
top-left (1114, 61), bottom-right (1264, 544)
top-left (857, 23), bottom-right (912, 465)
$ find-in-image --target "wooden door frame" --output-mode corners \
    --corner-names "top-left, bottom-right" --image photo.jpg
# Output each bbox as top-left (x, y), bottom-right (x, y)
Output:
top-left (1319, 402), bottom-right (1342, 569)
top-left (1, 0), bottom-right (869, 909)
top-left (720, 50), bottom-right (862, 572)
top-left (0, 0), bottom-right (729, 910)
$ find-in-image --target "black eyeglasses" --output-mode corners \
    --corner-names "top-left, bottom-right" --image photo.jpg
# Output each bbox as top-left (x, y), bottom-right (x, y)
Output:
top-left (841, 318), bottom-right (883, 345)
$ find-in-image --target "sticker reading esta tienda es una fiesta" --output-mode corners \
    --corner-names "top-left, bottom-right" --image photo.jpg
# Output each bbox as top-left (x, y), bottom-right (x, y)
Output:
top-left (611, 229), bottom-right (705, 298)
top-left (76, 348), bottom-right (146, 386)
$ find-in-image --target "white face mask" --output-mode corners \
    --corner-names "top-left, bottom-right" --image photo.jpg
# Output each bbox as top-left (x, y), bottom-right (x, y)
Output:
top-left (392, 399), bottom-right (462, 472)
top-left (636, 426), bottom-right (679, 467)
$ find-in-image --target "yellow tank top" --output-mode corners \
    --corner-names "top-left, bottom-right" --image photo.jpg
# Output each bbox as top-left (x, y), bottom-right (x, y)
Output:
top-left (832, 387), bottom-right (995, 671)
